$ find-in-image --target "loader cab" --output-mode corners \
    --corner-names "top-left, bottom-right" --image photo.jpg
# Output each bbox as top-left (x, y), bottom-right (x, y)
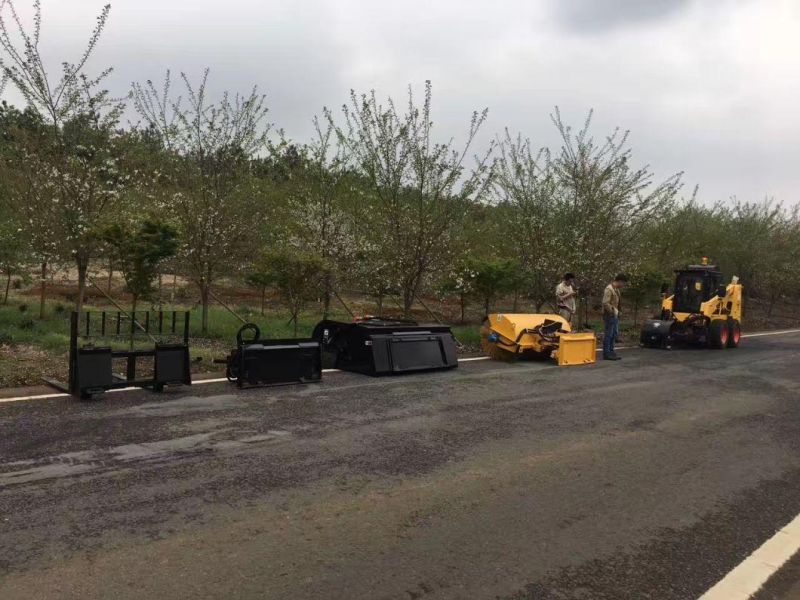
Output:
top-left (671, 265), bottom-right (723, 314)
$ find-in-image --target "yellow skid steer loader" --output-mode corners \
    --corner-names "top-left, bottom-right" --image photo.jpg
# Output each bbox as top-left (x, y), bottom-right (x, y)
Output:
top-left (640, 259), bottom-right (743, 349)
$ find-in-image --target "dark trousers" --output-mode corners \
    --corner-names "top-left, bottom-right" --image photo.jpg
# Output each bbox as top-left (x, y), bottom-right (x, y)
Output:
top-left (603, 314), bottom-right (619, 357)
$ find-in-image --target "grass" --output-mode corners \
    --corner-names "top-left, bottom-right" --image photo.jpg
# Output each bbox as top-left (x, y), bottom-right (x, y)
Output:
top-left (0, 302), bottom-right (73, 353)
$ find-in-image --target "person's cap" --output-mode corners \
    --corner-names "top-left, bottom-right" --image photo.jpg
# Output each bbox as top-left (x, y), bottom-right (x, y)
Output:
top-left (564, 272), bottom-right (575, 280)
top-left (614, 273), bottom-right (629, 282)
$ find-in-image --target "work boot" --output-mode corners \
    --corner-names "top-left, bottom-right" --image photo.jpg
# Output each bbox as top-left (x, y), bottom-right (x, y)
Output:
top-left (603, 354), bottom-right (621, 361)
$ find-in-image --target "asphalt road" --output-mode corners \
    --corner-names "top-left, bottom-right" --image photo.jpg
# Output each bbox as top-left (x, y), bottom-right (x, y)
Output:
top-left (1, 332), bottom-right (800, 599)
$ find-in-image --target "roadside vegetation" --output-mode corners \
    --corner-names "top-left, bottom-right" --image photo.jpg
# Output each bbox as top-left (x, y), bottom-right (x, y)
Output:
top-left (0, 1), bottom-right (798, 387)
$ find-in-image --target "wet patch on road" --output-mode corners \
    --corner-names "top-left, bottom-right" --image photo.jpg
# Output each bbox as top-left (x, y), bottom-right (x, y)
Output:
top-left (0, 429), bottom-right (292, 487)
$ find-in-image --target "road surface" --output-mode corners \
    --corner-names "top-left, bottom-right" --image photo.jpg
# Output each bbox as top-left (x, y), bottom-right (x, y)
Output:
top-left (1, 332), bottom-right (800, 599)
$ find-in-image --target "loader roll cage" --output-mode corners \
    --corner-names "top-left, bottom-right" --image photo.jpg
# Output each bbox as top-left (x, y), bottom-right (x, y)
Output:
top-left (671, 266), bottom-right (723, 314)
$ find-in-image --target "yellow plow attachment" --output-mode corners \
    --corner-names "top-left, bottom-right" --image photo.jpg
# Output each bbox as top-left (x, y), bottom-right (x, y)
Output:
top-left (481, 313), bottom-right (596, 366)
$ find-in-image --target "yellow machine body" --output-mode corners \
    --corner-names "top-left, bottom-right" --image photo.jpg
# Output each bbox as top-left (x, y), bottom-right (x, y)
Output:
top-left (662, 281), bottom-right (743, 325)
top-left (481, 313), bottom-right (596, 366)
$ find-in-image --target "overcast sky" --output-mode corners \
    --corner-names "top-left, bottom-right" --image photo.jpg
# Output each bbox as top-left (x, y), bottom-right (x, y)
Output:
top-left (3, 0), bottom-right (799, 205)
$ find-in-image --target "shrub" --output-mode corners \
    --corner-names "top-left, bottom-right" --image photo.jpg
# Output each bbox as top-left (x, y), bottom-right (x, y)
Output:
top-left (18, 303), bottom-right (28, 313)
top-left (54, 303), bottom-right (66, 315)
top-left (0, 331), bottom-right (12, 345)
top-left (12, 279), bottom-right (21, 290)
top-left (19, 318), bottom-right (35, 330)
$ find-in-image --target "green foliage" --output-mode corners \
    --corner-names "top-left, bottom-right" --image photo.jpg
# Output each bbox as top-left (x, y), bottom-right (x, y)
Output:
top-left (464, 257), bottom-right (521, 315)
top-left (103, 220), bottom-right (178, 308)
top-left (255, 250), bottom-right (328, 335)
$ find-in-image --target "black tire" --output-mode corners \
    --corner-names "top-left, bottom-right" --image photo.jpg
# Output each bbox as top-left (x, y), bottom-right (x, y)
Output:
top-left (708, 319), bottom-right (728, 349)
top-left (727, 319), bottom-right (741, 348)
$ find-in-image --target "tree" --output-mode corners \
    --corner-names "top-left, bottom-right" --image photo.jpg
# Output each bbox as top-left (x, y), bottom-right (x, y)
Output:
top-left (0, 215), bottom-right (27, 304)
top-left (0, 0), bottom-right (127, 315)
top-left (438, 262), bottom-right (476, 324)
top-left (244, 271), bottom-right (271, 315)
top-left (464, 256), bottom-right (520, 315)
top-left (256, 250), bottom-right (327, 336)
top-left (131, 69), bottom-right (272, 332)
top-left (548, 108), bottom-right (684, 295)
top-left (284, 117), bottom-right (360, 318)
top-left (102, 220), bottom-right (178, 315)
top-left (493, 130), bottom-right (561, 309)
top-left (333, 81), bottom-right (493, 317)
top-left (623, 271), bottom-right (664, 328)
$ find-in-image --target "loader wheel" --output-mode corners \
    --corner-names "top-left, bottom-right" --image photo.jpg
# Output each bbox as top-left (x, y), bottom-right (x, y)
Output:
top-left (727, 319), bottom-right (741, 348)
top-left (708, 319), bottom-right (728, 349)
top-left (480, 320), bottom-right (516, 362)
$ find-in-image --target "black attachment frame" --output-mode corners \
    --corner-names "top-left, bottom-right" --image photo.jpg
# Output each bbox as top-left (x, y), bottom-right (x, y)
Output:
top-left (219, 323), bottom-right (322, 388)
top-left (45, 310), bottom-right (192, 399)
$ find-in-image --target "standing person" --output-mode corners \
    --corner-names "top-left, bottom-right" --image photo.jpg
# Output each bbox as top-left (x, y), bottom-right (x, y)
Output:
top-left (555, 273), bottom-right (578, 327)
top-left (602, 274), bottom-right (628, 360)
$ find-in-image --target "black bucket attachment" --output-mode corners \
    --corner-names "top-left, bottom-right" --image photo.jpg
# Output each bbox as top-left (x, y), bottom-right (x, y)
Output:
top-left (222, 323), bottom-right (322, 388)
top-left (640, 319), bottom-right (675, 349)
top-left (312, 318), bottom-right (458, 376)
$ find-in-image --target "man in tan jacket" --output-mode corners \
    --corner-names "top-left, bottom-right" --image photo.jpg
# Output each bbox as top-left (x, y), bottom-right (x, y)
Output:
top-left (555, 273), bottom-right (578, 326)
top-left (602, 274), bottom-right (628, 360)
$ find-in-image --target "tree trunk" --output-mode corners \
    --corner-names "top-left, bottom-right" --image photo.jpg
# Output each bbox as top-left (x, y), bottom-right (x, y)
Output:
top-left (200, 282), bottom-right (210, 334)
top-left (484, 297), bottom-right (490, 317)
top-left (130, 294), bottom-right (138, 350)
top-left (75, 256), bottom-right (89, 316)
top-left (513, 290), bottom-right (519, 312)
top-left (3, 270), bottom-right (11, 305)
top-left (39, 261), bottom-right (47, 319)
top-left (403, 288), bottom-right (414, 319)
top-left (293, 312), bottom-right (299, 337)
top-left (157, 272), bottom-right (163, 309)
top-left (460, 293), bottom-right (465, 324)
top-left (107, 257), bottom-right (113, 293)
top-left (767, 292), bottom-right (776, 318)
top-left (322, 272), bottom-right (332, 319)
top-left (171, 273), bottom-right (177, 304)
top-left (376, 293), bottom-right (384, 317)
top-left (260, 286), bottom-right (266, 315)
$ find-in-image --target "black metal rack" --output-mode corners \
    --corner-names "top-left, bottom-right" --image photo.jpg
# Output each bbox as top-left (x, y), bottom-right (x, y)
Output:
top-left (45, 310), bottom-right (192, 399)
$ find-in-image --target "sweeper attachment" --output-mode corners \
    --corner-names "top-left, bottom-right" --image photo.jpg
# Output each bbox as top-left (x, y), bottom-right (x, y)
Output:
top-left (641, 260), bottom-right (743, 350)
top-left (312, 317), bottom-right (458, 376)
top-left (220, 323), bottom-right (322, 387)
top-left (481, 313), bottom-right (597, 366)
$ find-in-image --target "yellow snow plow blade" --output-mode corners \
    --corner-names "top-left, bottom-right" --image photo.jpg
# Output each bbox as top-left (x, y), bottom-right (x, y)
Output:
top-left (481, 313), bottom-right (596, 366)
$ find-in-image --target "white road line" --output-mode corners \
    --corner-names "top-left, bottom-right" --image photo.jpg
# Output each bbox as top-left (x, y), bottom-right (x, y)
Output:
top-left (699, 513), bottom-right (800, 600)
top-left (0, 327), bottom-right (797, 404)
top-left (742, 328), bottom-right (800, 338)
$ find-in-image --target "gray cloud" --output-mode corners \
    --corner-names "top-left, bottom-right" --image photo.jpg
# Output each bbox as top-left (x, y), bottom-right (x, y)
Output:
top-left (550, 0), bottom-right (693, 32)
top-left (2, 0), bottom-right (798, 205)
